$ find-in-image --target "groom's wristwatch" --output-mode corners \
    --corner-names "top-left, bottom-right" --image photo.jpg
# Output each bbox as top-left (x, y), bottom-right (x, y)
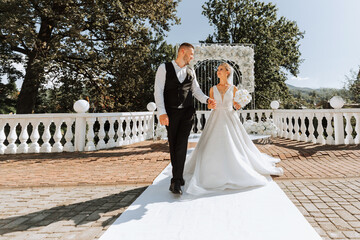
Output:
top-left (206, 98), bottom-right (210, 104)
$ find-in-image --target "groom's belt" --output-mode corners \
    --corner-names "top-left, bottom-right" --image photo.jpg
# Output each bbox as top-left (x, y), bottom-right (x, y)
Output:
top-left (165, 104), bottom-right (194, 109)
top-left (166, 105), bottom-right (185, 109)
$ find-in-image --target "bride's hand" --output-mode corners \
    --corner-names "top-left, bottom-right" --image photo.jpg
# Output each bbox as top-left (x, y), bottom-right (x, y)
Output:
top-left (234, 102), bottom-right (241, 110)
top-left (207, 98), bottom-right (216, 109)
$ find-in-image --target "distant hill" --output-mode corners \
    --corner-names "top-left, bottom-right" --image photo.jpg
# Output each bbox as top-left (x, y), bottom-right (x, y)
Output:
top-left (286, 84), bottom-right (341, 92)
top-left (286, 84), bottom-right (315, 92)
top-left (286, 83), bottom-right (349, 108)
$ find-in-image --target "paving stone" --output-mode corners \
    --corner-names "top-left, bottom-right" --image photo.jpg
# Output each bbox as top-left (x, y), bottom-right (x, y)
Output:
top-left (343, 230), bottom-right (360, 239)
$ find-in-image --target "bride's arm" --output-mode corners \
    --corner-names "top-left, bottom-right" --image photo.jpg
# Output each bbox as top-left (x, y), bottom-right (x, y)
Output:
top-left (233, 86), bottom-right (241, 110)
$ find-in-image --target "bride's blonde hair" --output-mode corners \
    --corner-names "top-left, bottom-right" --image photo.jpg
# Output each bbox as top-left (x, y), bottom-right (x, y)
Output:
top-left (219, 62), bottom-right (231, 78)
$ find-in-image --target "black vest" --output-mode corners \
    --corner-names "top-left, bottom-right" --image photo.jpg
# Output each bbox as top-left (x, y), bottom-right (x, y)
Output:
top-left (164, 62), bottom-right (194, 109)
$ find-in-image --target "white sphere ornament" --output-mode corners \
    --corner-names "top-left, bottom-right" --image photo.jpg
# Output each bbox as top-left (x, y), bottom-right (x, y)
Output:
top-left (147, 102), bottom-right (157, 112)
top-left (270, 100), bottom-right (280, 110)
top-left (73, 100), bottom-right (90, 113)
top-left (329, 96), bottom-right (345, 109)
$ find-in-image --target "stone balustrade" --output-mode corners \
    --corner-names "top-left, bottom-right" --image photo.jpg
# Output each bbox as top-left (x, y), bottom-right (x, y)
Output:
top-left (190, 109), bottom-right (360, 145)
top-left (2, 106), bottom-right (360, 155)
top-left (0, 112), bottom-right (154, 154)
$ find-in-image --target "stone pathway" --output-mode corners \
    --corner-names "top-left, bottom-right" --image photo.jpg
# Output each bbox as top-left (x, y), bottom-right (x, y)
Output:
top-left (0, 138), bottom-right (360, 239)
top-left (0, 185), bottom-right (146, 240)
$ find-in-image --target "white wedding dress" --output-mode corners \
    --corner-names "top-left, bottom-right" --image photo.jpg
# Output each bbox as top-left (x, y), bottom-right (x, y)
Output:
top-left (183, 85), bottom-right (283, 195)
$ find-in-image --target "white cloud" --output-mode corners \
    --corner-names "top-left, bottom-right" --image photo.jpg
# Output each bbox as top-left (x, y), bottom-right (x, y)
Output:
top-left (290, 76), bottom-right (310, 81)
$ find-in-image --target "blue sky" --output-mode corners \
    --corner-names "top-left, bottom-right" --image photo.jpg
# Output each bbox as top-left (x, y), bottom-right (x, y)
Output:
top-left (165, 0), bottom-right (360, 89)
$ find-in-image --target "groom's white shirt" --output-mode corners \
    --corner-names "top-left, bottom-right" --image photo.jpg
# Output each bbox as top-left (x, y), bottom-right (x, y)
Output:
top-left (154, 60), bottom-right (209, 117)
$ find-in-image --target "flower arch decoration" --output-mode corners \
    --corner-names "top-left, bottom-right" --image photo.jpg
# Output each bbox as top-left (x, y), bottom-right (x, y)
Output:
top-left (188, 44), bottom-right (255, 93)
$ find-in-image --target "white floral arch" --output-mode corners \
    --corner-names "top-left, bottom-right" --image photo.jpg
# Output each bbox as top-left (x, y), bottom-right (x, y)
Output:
top-left (187, 43), bottom-right (255, 93)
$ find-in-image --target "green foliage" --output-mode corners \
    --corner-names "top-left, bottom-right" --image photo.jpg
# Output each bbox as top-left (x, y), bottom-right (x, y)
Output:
top-left (0, 0), bottom-right (180, 113)
top-left (0, 79), bottom-right (18, 114)
top-left (202, 0), bottom-right (304, 108)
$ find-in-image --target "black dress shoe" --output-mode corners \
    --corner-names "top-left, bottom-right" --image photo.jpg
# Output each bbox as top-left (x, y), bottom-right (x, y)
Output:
top-left (180, 179), bottom-right (185, 186)
top-left (169, 182), bottom-right (182, 195)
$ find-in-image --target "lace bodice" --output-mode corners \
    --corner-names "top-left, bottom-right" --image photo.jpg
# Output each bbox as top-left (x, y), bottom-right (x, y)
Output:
top-left (213, 85), bottom-right (234, 110)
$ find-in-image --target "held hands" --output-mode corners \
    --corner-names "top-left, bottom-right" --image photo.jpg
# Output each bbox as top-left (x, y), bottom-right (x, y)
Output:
top-left (159, 114), bottom-right (169, 126)
top-left (234, 102), bottom-right (242, 110)
top-left (207, 98), bottom-right (217, 109)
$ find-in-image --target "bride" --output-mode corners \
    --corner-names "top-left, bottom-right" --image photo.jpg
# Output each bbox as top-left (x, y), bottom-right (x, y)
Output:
top-left (183, 63), bottom-right (283, 196)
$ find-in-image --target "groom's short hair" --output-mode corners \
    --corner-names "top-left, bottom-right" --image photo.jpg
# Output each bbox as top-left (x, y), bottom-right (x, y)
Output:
top-left (178, 43), bottom-right (194, 52)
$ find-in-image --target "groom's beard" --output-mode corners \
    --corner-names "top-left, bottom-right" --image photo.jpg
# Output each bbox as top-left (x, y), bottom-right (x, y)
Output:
top-left (183, 56), bottom-right (191, 65)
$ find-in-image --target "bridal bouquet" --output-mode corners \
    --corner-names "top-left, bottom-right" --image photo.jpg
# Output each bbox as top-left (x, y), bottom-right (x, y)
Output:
top-left (155, 124), bottom-right (168, 140)
top-left (243, 119), bottom-right (278, 137)
top-left (234, 89), bottom-right (252, 108)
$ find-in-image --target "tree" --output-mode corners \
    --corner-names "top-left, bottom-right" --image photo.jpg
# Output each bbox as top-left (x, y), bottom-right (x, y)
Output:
top-left (0, 0), bottom-right (180, 113)
top-left (345, 67), bottom-right (360, 103)
top-left (202, 0), bottom-right (304, 108)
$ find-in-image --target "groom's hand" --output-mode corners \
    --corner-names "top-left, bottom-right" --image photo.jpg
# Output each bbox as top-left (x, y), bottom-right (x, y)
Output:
top-left (159, 114), bottom-right (169, 126)
top-left (207, 98), bottom-right (216, 109)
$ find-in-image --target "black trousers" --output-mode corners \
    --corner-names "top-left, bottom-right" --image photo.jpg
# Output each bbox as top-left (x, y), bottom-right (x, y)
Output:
top-left (165, 106), bottom-right (195, 184)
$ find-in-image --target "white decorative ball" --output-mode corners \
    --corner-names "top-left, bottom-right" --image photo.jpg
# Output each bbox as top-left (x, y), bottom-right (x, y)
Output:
top-left (329, 96), bottom-right (345, 109)
top-left (73, 100), bottom-right (90, 113)
top-left (270, 100), bottom-right (280, 110)
top-left (147, 102), bottom-right (157, 112)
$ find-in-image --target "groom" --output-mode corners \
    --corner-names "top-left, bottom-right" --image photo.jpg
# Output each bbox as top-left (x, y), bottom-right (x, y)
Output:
top-left (154, 43), bottom-right (216, 194)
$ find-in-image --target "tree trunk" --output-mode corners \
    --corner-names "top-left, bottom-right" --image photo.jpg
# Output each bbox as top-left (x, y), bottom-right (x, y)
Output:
top-left (16, 54), bottom-right (43, 114)
top-left (16, 16), bottom-right (53, 114)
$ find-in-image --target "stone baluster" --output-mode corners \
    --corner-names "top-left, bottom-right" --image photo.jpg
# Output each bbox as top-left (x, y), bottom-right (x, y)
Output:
top-left (300, 115), bottom-right (307, 142)
top-left (344, 113), bottom-right (354, 144)
top-left (288, 116), bottom-right (295, 140)
top-left (107, 117), bottom-right (116, 148)
top-left (117, 117), bottom-right (125, 146)
top-left (124, 116), bottom-right (131, 145)
top-left (138, 116), bottom-right (145, 141)
top-left (333, 112), bottom-right (345, 145)
top-left (196, 112), bottom-right (202, 133)
top-left (97, 117), bottom-right (107, 149)
top-left (354, 113), bottom-right (360, 144)
top-left (29, 120), bottom-right (41, 153)
top-left (250, 112), bottom-right (255, 122)
top-left (40, 119), bottom-right (52, 153)
top-left (63, 119), bottom-right (75, 152)
top-left (277, 114), bottom-right (283, 137)
top-left (278, 113), bottom-right (285, 137)
top-left (308, 114), bottom-right (316, 143)
top-left (132, 116), bottom-right (139, 143)
top-left (264, 111), bottom-right (271, 121)
top-left (294, 114), bottom-right (301, 141)
top-left (282, 115), bottom-right (288, 138)
top-left (17, 120), bottom-right (29, 154)
top-left (316, 113), bottom-right (326, 144)
top-left (282, 114), bottom-right (287, 137)
top-left (84, 117), bottom-right (96, 151)
top-left (145, 115), bottom-right (151, 139)
top-left (0, 120), bottom-right (6, 154)
top-left (325, 113), bottom-right (334, 145)
top-left (204, 112), bottom-right (210, 124)
top-left (5, 121), bottom-right (18, 154)
top-left (52, 119), bottom-right (64, 152)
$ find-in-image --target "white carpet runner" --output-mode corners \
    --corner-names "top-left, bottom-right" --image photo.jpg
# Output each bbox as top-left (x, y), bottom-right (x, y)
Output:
top-left (98, 145), bottom-right (322, 240)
